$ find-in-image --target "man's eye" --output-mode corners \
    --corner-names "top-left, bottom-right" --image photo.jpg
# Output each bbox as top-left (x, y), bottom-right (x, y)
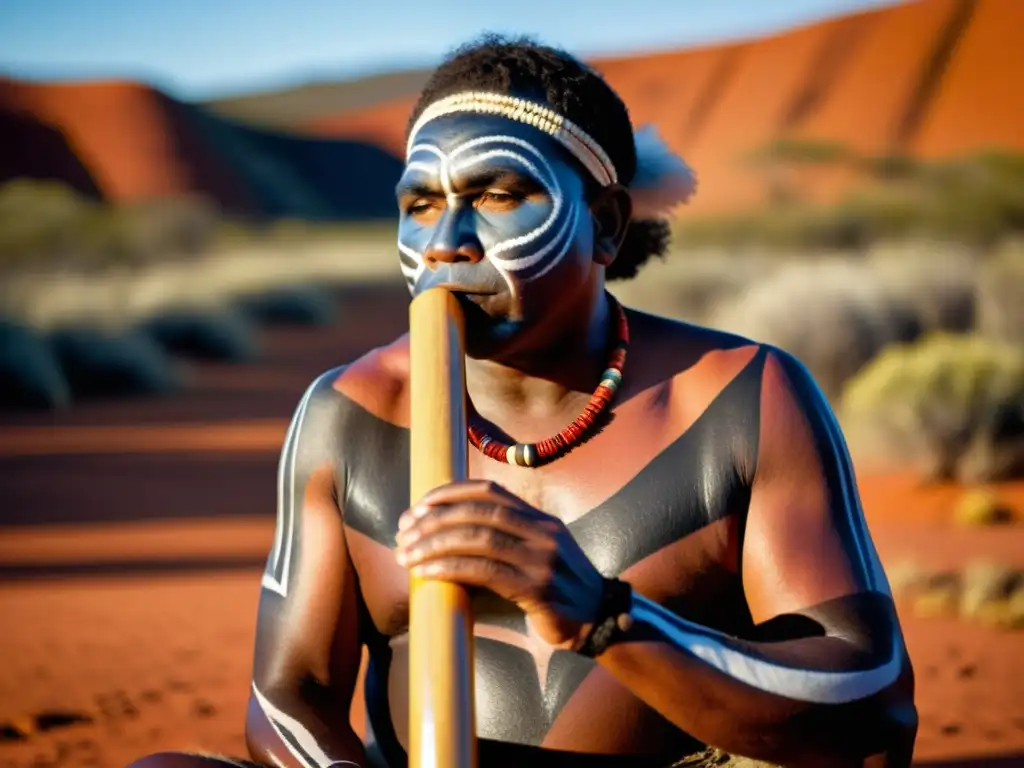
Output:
top-left (479, 190), bottom-right (521, 207)
top-left (408, 199), bottom-right (435, 215)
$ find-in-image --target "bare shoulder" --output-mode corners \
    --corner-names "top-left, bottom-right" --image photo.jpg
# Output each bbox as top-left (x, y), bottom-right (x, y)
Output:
top-left (625, 306), bottom-right (766, 401)
top-left (326, 333), bottom-right (411, 427)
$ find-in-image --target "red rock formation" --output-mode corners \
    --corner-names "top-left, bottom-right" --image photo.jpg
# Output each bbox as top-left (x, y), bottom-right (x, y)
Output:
top-left (305, 0), bottom-right (1023, 214)
top-left (0, 78), bottom-right (251, 208)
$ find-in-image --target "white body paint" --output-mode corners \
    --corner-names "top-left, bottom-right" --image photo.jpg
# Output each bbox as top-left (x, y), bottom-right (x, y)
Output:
top-left (627, 471), bottom-right (898, 707)
top-left (398, 134), bottom-right (580, 299)
top-left (630, 593), bottom-right (900, 705)
top-left (262, 369), bottom-right (334, 598)
top-left (251, 683), bottom-right (359, 768)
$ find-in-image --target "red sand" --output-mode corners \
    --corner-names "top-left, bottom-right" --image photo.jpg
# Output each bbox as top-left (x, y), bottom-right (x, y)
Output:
top-left (1, 283), bottom-right (1022, 767)
top-left (1, 516), bottom-right (1021, 768)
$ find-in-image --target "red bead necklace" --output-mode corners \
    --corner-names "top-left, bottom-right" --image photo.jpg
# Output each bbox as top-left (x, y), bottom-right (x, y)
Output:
top-left (468, 294), bottom-right (629, 467)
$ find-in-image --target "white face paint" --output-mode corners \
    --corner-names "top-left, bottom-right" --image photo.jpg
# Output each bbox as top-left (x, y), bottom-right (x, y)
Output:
top-left (396, 127), bottom-right (587, 302)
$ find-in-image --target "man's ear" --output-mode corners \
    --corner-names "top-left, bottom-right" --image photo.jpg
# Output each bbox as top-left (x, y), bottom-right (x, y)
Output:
top-left (590, 184), bottom-right (632, 267)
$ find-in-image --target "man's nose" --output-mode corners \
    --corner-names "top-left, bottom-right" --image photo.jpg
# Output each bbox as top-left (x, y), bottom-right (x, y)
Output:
top-left (423, 205), bottom-right (484, 268)
top-left (424, 241), bottom-right (484, 267)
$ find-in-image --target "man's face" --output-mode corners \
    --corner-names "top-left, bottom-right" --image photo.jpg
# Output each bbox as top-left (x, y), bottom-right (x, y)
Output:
top-left (395, 111), bottom-right (598, 357)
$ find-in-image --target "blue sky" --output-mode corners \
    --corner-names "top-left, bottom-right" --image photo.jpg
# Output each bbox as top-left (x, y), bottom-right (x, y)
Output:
top-left (0, 0), bottom-right (903, 99)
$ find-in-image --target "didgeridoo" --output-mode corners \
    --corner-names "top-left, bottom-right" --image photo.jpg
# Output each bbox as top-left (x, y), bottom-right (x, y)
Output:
top-left (407, 287), bottom-right (478, 768)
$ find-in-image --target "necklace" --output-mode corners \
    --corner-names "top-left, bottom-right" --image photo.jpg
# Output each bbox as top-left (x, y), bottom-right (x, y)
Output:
top-left (468, 293), bottom-right (630, 468)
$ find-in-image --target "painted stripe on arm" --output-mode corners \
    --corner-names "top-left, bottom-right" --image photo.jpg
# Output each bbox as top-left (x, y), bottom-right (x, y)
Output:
top-left (629, 593), bottom-right (901, 705)
top-left (251, 684), bottom-right (360, 768)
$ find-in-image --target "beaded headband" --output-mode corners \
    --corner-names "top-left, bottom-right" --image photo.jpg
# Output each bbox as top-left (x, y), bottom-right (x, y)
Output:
top-left (407, 90), bottom-right (697, 218)
top-left (408, 91), bottom-right (618, 187)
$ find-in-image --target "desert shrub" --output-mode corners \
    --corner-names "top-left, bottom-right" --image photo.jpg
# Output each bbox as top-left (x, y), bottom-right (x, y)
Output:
top-left (890, 560), bottom-right (1024, 629)
top-left (910, 571), bottom-right (962, 619)
top-left (859, 153), bottom-right (921, 182)
top-left (748, 138), bottom-right (857, 167)
top-left (136, 306), bottom-right (259, 362)
top-left (709, 259), bottom-right (922, 399)
top-left (952, 487), bottom-right (1017, 526)
top-left (977, 240), bottom-right (1024, 345)
top-left (671, 150), bottom-right (1024, 251)
top-left (610, 251), bottom-right (770, 324)
top-left (46, 325), bottom-right (183, 400)
top-left (865, 243), bottom-right (978, 334)
top-left (959, 562), bottom-right (1024, 629)
top-left (234, 284), bottom-right (337, 327)
top-left (0, 179), bottom-right (98, 270)
top-left (839, 333), bottom-right (1024, 483)
top-left (0, 318), bottom-right (72, 411)
top-left (672, 206), bottom-right (871, 252)
top-left (0, 179), bottom-right (220, 274)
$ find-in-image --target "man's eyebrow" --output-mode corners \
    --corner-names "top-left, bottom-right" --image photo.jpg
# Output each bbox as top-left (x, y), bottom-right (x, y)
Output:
top-left (395, 179), bottom-right (441, 198)
top-left (451, 166), bottom-right (542, 191)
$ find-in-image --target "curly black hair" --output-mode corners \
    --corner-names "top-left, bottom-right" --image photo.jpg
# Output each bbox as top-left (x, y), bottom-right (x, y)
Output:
top-left (406, 33), bottom-right (671, 281)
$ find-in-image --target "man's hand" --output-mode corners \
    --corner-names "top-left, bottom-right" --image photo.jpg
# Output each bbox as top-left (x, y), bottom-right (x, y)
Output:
top-left (395, 479), bottom-right (605, 649)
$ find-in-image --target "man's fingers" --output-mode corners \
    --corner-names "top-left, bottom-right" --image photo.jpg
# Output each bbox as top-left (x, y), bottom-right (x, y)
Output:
top-left (416, 479), bottom-right (526, 509)
top-left (411, 555), bottom-right (528, 596)
top-left (400, 501), bottom-right (544, 540)
top-left (398, 524), bottom-right (526, 568)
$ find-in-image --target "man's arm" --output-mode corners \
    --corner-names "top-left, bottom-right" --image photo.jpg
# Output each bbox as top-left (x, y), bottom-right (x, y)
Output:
top-left (593, 348), bottom-right (917, 767)
top-left (245, 369), bottom-right (367, 768)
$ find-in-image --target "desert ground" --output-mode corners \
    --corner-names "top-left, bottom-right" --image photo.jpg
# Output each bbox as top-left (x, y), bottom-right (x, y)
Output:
top-left (1, 281), bottom-right (1021, 768)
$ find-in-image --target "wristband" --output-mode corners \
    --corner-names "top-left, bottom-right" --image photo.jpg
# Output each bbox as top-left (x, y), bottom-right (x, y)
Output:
top-left (576, 577), bottom-right (634, 658)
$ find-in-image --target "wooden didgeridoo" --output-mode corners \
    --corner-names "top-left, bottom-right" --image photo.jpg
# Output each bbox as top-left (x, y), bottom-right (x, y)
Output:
top-left (407, 287), bottom-right (478, 768)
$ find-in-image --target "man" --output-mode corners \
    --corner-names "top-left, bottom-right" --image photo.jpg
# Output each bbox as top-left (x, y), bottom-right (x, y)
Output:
top-left (131, 35), bottom-right (916, 768)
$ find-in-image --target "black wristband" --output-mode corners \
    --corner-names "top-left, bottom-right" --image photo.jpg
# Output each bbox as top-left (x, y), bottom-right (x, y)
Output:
top-left (577, 577), bottom-right (634, 658)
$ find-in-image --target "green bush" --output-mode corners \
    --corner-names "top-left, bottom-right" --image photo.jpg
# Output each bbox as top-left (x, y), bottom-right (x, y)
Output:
top-left (46, 325), bottom-right (184, 400)
top-left (0, 319), bottom-right (72, 411)
top-left (840, 334), bottom-right (1024, 483)
top-left (137, 306), bottom-right (260, 362)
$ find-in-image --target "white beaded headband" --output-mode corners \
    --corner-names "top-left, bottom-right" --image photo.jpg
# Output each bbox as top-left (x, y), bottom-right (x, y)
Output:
top-left (407, 91), bottom-right (617, 187)
top-left (407, 90), bottom-right (698, 218)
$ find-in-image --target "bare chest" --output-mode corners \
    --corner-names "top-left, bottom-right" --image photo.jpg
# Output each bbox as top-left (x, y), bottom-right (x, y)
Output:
top-left (342, 406), bottom-right (748, 640)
